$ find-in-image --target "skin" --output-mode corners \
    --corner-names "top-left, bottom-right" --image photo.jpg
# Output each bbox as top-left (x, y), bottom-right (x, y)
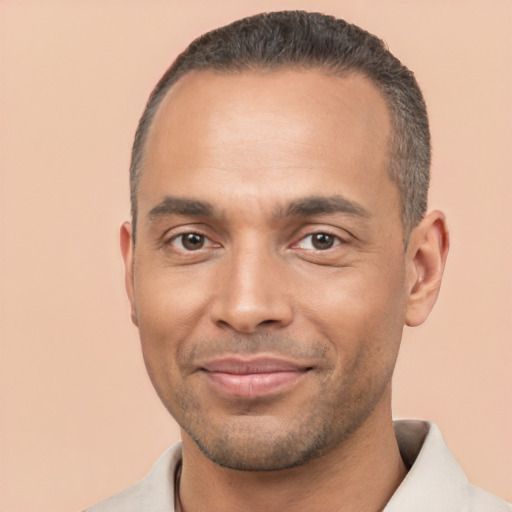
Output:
top-left (121, 69), bottom-right (449, 512)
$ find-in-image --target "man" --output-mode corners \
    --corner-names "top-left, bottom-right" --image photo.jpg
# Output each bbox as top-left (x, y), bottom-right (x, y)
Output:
top-left (86, 11), bottom-right (511, 512)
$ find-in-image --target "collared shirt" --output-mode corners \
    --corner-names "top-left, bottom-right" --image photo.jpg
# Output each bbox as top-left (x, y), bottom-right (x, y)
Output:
top-left (85, 420), bottom-right (511, 511)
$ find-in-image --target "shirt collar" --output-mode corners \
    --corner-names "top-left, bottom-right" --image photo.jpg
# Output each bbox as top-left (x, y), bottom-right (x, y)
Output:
top-left (385, 420), bottom-right (469, 511)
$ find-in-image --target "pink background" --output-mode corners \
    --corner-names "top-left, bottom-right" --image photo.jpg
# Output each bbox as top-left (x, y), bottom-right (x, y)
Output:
top-left (1, 1), bottom-right (510, 510)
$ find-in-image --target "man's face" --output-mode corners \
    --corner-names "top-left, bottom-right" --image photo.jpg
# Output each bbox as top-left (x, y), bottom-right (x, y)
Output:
top-left (124, 69), bottom-right (411, 470)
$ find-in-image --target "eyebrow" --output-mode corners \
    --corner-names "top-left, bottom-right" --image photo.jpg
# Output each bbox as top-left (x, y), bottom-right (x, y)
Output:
top-left (276, 195), bottom-right (370, 219)
top-left (147, 194), bottom-right (370, 223)
top-left (148, 196), bottom-right (215, 220)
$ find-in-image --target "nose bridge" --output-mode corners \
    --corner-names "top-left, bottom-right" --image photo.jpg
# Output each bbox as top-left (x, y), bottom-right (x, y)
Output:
top-left (211, 236), bottom-right (292, 333)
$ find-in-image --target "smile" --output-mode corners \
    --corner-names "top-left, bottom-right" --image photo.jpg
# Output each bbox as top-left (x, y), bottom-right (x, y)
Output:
top-left (199, 357), bottom-right (312, 398)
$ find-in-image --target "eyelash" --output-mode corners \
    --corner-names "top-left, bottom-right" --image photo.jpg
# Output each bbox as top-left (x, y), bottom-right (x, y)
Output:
top-left (293, 232), bottom-right (343, 251)
top-left (165, 230), bottom-right (344, 253)
top-left (166, 232), bottom-right (217, 251)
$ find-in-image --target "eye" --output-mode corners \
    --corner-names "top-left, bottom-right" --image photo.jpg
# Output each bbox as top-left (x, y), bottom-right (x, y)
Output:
top-left (296, 232), bottom-right (341, 250)
top-left (169, 233), bottom-right (208, 251)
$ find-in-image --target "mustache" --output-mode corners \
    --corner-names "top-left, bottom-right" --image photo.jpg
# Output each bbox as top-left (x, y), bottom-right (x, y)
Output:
top-left (183, 333), bottom-right (329, 365)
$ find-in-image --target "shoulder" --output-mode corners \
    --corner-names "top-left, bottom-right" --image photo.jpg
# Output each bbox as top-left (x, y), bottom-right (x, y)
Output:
top-left (83, 478), bottom-right (147, 512)
top-left (83, 443), bottom-right (182, 512)
top-left (466, 486), bottom-right (512, 512)
top-left (389, 420), bottom-right (511, 511)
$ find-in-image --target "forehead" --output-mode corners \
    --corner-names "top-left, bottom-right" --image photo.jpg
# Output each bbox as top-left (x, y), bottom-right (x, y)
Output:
top-left (139, 68), bottom-right (396, 222)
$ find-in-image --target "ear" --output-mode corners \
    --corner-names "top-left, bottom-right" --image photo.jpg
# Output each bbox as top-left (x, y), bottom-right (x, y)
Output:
top-left (405, 210), bottom-right (449, 327)
top-left (120, 221), bottom-right (138, 327)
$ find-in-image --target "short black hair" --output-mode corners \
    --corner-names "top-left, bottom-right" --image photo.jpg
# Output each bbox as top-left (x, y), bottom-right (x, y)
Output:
top-left (130, 11), bottom-right (430, 240)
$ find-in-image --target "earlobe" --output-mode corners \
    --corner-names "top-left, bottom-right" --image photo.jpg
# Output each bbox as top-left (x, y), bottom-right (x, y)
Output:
top-left (120, 221), bottom-right (138, 327)
top-left (405, 210), bottom-right (449, 327)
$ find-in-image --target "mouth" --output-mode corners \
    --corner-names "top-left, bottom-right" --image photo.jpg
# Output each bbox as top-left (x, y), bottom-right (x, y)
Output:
top-left (199, 356), bottom-right (313, 398)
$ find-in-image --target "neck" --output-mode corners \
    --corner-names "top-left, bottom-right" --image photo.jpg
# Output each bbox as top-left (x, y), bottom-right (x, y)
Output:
top-left (177, 403), bottom-right (407, 512)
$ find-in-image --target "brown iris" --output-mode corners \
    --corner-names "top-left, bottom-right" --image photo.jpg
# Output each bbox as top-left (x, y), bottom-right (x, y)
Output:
top-left (311, 233), bottom-right (336, 250)
top-left (182, 233), bottom-right (205, 250)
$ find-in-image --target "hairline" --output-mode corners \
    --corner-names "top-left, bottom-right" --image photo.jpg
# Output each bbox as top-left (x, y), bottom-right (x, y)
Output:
top-left (131, 64), bottom-right (413, 245)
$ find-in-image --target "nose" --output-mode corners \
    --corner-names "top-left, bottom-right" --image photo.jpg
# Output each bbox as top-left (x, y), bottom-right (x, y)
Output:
top-left (210, 246), bottom-right (293, 334)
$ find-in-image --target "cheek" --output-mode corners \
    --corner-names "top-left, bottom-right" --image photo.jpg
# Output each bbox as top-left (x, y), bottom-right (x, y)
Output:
top-left (132, 263), bottom-right (214, 397)
top-left (134, 262), bottom-right (212, 340)
top-left (300, 258), bottom-right (407, 362)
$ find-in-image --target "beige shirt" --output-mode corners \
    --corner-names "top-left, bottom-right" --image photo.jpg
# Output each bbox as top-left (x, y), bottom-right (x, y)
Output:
top-left (85, 420), bottom-right (511, 511)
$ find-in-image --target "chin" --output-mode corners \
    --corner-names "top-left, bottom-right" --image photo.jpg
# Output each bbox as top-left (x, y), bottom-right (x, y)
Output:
top-left (192, 430), bottom-right (326, 471)
top-left (183, 411), bottom-right (357, 472)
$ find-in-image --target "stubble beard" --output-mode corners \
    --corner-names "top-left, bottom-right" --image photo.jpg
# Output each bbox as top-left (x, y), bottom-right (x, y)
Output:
top-left (175, 364), bottom-right (392, 472)
top-left (147, 333), bottom-right (396, 472)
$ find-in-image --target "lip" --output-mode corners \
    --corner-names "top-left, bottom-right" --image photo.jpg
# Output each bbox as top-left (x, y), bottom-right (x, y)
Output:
top-left (199, 356), bottom-right (312, 398)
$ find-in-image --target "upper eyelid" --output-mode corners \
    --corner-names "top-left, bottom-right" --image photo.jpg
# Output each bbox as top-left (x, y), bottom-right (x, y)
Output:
top-left (167, 231), bottom-right (216, 245)
top-left (159, 224), bottom-right (351, 247)
top-left (162, 224), bottom-right (215, 242)
top-left (163, 232), bottom-right (221, 255)
top-left (157, 229), bottom-right (206, 252)
top-left (291, 232), bottom-right (343, 249)
top-left (290, 227), bottom-right (350, 245)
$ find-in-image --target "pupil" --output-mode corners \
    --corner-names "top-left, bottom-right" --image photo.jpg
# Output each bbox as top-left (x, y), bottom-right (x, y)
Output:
top-left (183, 233), bottom-right (204, 250)
top-left (313, 233), bottom-right (334, 249)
